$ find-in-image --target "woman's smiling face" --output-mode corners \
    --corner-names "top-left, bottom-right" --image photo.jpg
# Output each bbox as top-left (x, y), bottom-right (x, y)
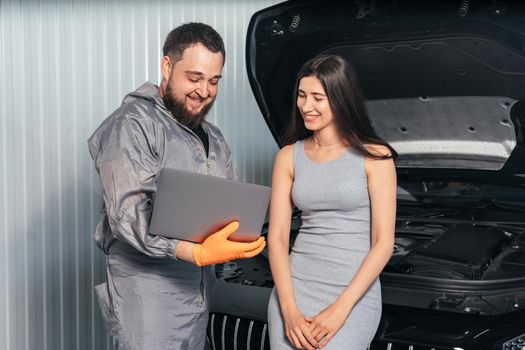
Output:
top-left (297, 76), bottom-right (335, 132)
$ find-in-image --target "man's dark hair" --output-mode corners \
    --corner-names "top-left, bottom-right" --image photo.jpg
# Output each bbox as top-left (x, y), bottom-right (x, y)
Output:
top-left (163, 22), bottom-right (225, 64)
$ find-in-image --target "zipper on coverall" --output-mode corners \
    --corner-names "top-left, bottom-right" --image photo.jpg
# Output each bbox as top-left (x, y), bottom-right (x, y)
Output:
top-left (191, 129), bottom-right (209, 306)
top-left (162, 108), bottom-right (209, 306)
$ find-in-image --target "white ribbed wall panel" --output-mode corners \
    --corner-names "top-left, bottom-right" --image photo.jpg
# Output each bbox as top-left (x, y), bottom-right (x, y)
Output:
top-left (0, 1), bottom-right (281, 349)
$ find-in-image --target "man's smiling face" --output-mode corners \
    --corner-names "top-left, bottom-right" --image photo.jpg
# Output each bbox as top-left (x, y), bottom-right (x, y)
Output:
top-left (162, 43), bottom-right (224, 128)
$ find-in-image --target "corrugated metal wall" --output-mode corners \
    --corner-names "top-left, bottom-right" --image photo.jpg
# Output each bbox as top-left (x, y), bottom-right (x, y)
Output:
top-left (0, 0), bottom-right (281, 349)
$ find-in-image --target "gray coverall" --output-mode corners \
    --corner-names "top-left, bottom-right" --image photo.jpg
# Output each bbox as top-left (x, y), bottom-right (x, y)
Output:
top-left (88, 82), bottom-right (237, 350)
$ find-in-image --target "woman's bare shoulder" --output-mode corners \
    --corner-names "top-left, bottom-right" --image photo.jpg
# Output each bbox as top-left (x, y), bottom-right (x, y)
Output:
top-left (365, 144), bottom-right (392, 158)
top-left (274, 144), bottom-right (295, 174)
top-left (275, 144), bottom-right (295, 160)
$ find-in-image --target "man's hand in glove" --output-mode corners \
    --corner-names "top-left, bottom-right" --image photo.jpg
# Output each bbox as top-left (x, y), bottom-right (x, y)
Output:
top-left (192, 221), bottom-right (266, 266)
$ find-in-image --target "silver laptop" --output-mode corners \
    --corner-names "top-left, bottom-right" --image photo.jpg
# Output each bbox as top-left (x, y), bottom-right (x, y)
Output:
top-left (149, 168), bottom-right (271, 243)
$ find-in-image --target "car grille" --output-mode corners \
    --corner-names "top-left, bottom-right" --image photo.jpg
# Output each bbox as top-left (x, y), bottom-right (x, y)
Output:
top-left (369, 341), bottom-right (449, 350)
top-left (208, 313), bottom-right (449, 350)
top-left (207, 312), bottom-right (270, 350)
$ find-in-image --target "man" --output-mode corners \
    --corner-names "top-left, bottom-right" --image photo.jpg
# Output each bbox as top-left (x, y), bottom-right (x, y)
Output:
top-left (88, 23), bottom-right (266, 350)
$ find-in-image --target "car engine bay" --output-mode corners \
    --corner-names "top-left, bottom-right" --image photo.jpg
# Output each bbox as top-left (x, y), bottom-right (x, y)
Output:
top-left (215, 196), bottom-right (525, 315)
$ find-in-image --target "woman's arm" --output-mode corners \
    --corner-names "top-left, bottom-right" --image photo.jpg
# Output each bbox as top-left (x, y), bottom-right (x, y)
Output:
top-left (310, 144), bottom-right (397, 347)
top-left (269, 145), bottom-right (318, 350)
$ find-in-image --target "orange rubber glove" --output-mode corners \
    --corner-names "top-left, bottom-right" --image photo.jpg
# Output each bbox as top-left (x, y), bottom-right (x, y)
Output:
top-left (192, 221), bottom-right (266, 266)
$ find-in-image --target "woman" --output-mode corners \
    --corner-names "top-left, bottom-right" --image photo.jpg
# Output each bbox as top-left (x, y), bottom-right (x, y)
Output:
top-left (267, 54), bottom-right (397, 350)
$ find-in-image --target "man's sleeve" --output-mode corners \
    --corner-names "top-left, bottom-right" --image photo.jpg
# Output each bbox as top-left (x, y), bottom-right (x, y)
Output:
top-left (89, 113), bottom-right (180, 259)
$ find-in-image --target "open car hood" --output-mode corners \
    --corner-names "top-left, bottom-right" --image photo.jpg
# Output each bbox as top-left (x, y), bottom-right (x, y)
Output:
top-left (246, 0), bottom-right (525, 174)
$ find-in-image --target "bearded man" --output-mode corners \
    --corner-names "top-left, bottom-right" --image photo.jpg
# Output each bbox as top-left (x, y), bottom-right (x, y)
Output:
top-left (88, 23), bottom-right (265, 350)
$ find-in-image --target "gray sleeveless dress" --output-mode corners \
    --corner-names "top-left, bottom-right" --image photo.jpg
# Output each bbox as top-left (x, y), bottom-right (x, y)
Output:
top-left (267, 140), bottom-right (382, 349)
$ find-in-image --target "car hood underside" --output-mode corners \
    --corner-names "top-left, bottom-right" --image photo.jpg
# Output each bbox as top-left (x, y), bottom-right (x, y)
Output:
top-left (246, 0), bottom-right (525, 174)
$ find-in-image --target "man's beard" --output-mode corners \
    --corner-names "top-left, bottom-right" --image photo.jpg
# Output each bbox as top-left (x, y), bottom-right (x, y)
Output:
top-left (162, 83), bottom-right (215, 129)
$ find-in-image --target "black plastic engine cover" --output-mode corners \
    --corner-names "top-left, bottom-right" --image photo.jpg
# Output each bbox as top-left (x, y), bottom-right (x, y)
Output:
top-left (404, 224), bottom-right (509, 279)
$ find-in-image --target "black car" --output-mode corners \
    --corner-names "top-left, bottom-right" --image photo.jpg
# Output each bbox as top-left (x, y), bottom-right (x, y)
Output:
top-left (207, 1), bottom-right (525, 349)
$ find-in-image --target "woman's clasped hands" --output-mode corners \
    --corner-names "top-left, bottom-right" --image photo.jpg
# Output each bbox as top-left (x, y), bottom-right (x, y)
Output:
top-left (283, 306), bottom-right (319, 350)
top-left (307, 302), bottom-right (351, 349)
top-left (284, 302), bottom-right (351, 349)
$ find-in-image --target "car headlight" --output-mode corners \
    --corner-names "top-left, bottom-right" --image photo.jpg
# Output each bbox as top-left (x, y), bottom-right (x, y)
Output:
top-left (503, 334), bottom-right (525, 350)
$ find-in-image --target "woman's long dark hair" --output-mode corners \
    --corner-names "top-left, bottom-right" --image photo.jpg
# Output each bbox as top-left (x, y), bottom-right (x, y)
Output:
top-left (282, 54), bottom-right (396, 159)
